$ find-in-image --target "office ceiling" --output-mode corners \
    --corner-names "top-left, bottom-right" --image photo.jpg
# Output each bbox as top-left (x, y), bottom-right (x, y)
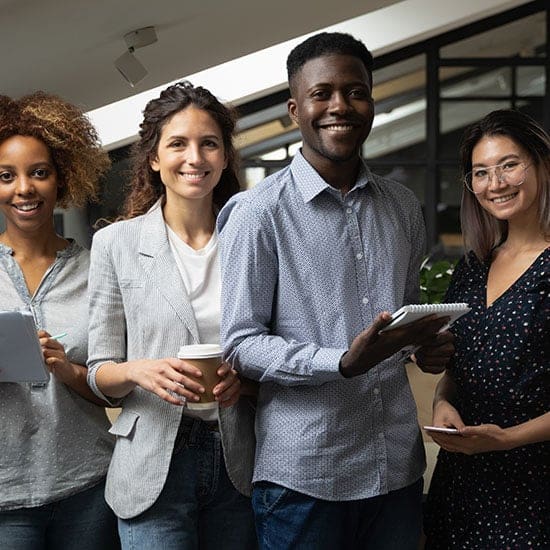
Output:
top-left (0, 0), bottom-right (398, 111)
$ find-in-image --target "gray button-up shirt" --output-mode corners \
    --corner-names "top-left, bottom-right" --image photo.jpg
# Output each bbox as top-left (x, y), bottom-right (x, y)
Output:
top-left (218, 151), bottom-right (426, 501)
top-left (0, 241), bottom-right (114, 510)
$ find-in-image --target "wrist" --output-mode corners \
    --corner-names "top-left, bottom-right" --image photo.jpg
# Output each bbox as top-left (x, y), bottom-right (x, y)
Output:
top-left (432, 395), bottom-right (451, 413)
top-left (503, 424), bottom-right (523, 451)
top-left (338, 352), bottom-right (353, 378)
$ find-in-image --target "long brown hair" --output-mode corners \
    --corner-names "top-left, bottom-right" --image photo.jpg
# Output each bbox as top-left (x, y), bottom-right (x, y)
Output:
top-left (122, 81), bottom-right (241, 219)
top-left (459, 109), bottom-right (550, 260)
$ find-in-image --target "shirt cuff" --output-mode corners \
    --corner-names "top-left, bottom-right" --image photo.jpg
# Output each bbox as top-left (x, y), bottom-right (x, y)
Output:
top-left (311, 347), bottom-right (349, 383)
top-left (87, 361), bottom-right (123, 407)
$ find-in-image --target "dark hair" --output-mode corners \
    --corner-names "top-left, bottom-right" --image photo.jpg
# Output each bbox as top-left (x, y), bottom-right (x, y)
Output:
top-left (122, 81), bottom-right (241, 219)
top-left (286, 32), bottom-right (373, 91)
top-left (459, 109), bottom-right (550, 260)
top-left (0, 92), bottom-right (109, 208)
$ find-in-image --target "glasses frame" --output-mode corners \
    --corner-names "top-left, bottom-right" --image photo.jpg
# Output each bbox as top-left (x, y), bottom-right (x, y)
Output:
top-left (463, 161), bottom-right (531, 195)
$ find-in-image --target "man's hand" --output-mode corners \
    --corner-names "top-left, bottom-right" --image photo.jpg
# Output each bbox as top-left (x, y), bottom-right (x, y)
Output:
top-left (414, 331), bottom-right (455, 374)
top-left (339, 312), bottom-right (451, 378)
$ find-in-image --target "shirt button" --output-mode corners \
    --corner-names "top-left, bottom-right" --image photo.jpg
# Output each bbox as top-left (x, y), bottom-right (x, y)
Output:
top-left (362, 297), bottom-right (369, 304)
top-left (346, 208), bottom-right (353, 214)
top-left (356, 253), bottom-right (363, 260)
top-left (378, 432), bottom-right (384, 439)
top-left (373, 387), bottom-right (380, 395)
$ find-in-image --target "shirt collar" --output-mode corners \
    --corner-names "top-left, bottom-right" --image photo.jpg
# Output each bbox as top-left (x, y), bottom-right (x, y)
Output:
top-left (0, 239), bottom-right (80, 258)
top-left (290, 150), bottom-right (377, 203)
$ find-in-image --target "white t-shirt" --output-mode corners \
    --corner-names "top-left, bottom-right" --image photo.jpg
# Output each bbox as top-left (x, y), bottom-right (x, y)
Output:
top-left (167, 224), bottom-right (221, 421)
top-left (167, 225), bottom-right (221, 345)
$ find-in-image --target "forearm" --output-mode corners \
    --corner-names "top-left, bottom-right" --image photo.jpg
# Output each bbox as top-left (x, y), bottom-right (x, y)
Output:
top-left (226, 333), bottom-right (345, 386)
top-left (64, 363), bottom-right (110, 406)
top-left (433, 371), bottom-right (457, 408)
top-left (506, 411), bottom-right (550, 449)
top-left (94, 360), bottom-right (137, 398)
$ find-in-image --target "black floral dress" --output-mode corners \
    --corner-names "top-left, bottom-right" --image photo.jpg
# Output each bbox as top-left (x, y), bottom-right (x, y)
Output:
top-left (424, 249), bottom-right (550, 549)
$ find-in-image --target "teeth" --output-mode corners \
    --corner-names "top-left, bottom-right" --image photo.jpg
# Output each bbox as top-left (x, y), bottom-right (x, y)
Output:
top-left (493, 194), bottom-right (517, 204)
top-left (323, 125), bottom-right (354, 131)
top-left (15, 203), bottom-right (40, 211)
top-left (180, 172), bottom-right (206, 180)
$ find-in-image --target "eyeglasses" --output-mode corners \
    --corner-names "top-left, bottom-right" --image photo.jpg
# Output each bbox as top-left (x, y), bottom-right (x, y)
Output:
top-left (464, 161), bottom-right (531, 194)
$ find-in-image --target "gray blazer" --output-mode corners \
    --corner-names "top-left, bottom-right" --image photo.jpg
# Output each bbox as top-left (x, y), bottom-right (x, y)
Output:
top-left (87, 202), bottom-right (255, 519)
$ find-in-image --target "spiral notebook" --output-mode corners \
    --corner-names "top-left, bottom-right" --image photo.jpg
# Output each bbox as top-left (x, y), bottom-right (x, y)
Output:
top-left (379, 302), bottom-right (471, 332)
top-left (0, 311), bottom-right (49, 383)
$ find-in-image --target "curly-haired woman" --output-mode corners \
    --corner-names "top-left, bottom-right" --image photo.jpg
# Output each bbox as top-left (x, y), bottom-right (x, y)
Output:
top-left (0, 92), bottom-right (119, 549)
top-left (87, 81), bottom-right (256, 549)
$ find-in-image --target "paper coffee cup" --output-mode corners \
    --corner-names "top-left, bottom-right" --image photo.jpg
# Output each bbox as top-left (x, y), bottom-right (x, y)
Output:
top-left (177, 344), bottom-right (223, 409)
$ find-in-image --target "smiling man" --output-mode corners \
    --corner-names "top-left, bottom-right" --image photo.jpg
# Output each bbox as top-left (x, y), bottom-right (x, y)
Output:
top-left (218, 32), bottom-right (454, 549)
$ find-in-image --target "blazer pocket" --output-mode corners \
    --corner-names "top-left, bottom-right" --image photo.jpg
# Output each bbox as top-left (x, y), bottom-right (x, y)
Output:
top-left (119, 279), bottom-right (144, 289)
top-left (108, 410), bottom-right (139, 438)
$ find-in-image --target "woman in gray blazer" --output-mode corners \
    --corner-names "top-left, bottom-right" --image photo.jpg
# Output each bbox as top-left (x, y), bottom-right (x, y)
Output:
top-left (87, 82), bottom-right (256, 549)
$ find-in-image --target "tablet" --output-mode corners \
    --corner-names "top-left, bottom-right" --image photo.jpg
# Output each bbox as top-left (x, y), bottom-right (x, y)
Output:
top-left (0, 311), bottom-right (49, 383)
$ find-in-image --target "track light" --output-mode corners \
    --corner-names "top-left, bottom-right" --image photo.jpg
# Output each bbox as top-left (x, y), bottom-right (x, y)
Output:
top-left (114, 26), bottom-right (158, 87)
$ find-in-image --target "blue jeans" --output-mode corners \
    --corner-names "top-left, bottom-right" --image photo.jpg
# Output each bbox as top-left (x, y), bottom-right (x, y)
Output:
top-left (0, 479), bottom-right (119, 550)
top-left (252, 478), bottom-right (423, 550)
top-left (118, 417), bottom-right (257, 550)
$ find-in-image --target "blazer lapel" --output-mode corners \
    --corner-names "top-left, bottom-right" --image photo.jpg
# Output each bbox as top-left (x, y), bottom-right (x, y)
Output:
top-left (137, 202), bottom-right (200, 343)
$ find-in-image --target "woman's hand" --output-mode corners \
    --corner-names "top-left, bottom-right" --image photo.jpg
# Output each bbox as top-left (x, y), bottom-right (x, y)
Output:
top-left (430, 422), bottom-right (513, 455)
top-left (452, 424), bottom-right (514, 454)
top-left (38, 330), bottom-right (108, 406)
top-left (428, 399), bottom-right (466, 450)
top-left (212, 362), bottom-right (241, 408)
top-left (38, 330), bottom-right (78, 384)
top-left (430, 400), bottom-right (514, 454)
top-left (126, 358), bottom-right (206, 406)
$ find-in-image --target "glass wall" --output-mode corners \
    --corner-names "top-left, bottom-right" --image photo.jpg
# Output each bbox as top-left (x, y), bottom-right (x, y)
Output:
top-left (239, 0), bottom-right (548, 255)
top-left (94, 1), bottom-right (548, 256)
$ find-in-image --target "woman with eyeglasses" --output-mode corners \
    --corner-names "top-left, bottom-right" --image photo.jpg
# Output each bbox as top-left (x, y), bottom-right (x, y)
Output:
top-left (424, 109), bottom-right (549, 549)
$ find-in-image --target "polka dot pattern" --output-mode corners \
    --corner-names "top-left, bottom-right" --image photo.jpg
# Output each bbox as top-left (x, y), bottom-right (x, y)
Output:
top-left (425, 250), bottom-right (550, 549)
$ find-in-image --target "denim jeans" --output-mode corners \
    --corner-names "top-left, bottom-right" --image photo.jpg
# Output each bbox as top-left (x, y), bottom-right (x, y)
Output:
top-left (118, 416), bottom-right (257, 550)
top-left (0, 479), bottom-right (119, 550)
top-left (252, 478), bottom-right (423, 550)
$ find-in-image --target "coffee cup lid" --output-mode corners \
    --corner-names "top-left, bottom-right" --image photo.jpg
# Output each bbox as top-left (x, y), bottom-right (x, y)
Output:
top-left (177, 344), bottom-right (223, 359)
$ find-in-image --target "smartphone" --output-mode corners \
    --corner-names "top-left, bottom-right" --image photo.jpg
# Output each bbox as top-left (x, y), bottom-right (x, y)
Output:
top-left (423, 425), bottom-right (460, 434)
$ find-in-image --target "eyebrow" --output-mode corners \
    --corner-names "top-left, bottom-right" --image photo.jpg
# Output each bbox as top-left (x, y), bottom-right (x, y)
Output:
top-left (306, 81), bottom-right (371, 91)
top-left (472, 153), bottom-right (521, 168)
top-left (165, 134), bottom-right (221, 141)
top-left (0, 161), bottom-right (53, 169)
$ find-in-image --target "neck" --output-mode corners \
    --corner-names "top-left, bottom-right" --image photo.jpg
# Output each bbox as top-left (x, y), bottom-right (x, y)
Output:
top-left (303, 152), bottom-right (361, 195)
top-left (502, 217), bottom-right (548, 253)
top-left (162, 196), bottom-right (216, 249)
top-left (0, 228), bottom-right (66, 260)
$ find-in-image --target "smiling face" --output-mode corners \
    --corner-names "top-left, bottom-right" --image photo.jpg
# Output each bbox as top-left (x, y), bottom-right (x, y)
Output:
top-left (471, 135), bottom-right (539, 225)
top-left (287, 54), bottom-right (374, 177)
top-left (150, 106), bottom-right (227, 207)
top-left (0, 135), bottom-right (58, 238)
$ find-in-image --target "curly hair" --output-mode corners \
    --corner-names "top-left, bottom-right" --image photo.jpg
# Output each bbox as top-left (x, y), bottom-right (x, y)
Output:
top-left (287, 32), bottom-right (374, 93)
top-left (122, 81), bottom-right (241, 219)
top-left (0, 92), bottom-right (110, 209)
top-left (460, 109), bottom-right (550, 260)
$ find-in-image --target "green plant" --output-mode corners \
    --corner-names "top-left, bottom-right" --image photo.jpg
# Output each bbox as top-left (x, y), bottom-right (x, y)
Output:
top-left (420, 258), bottom-right (457, 304)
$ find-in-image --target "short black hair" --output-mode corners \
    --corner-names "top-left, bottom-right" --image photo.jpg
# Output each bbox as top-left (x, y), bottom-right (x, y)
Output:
top-left (287, 32), bottom-right (373, 91)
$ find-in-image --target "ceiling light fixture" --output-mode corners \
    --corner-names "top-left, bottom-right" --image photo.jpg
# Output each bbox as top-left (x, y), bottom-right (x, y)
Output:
top-left (114, 26), bottom-right (158, 87)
